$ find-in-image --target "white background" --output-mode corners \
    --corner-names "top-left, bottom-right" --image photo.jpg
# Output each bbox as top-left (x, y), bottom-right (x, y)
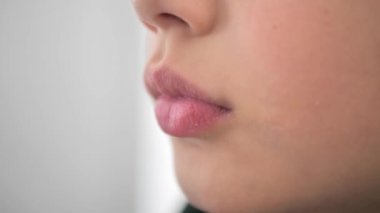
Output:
top-left (0, 0), bottom-right (184, 212)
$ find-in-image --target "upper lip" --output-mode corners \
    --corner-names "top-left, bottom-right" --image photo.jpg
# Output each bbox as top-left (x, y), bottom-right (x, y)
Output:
top-left (144, 66), bottom-right (232, 110)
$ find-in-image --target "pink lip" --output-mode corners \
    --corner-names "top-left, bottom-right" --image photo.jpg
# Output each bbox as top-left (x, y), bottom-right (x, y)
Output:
top-left (145, 68), bottom-right (231, 137)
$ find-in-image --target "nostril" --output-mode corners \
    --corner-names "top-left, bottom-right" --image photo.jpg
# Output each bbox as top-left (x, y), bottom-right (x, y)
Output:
top-left (157, 12), bottom-right (188, 27)
top-left (142, 13), bottom-right (188, 33)
top-left (134, 0), bottom-right (216, 36)
top-left (159, 13), bottom-right (185, 23)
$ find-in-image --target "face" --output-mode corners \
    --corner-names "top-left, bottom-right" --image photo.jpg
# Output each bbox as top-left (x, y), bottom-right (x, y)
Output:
top-left (133, 1), bottom-right (380, 212)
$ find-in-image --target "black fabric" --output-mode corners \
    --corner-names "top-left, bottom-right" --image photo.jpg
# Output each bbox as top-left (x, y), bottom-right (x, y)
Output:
top-left (182, 204), bottom-right (205, 213)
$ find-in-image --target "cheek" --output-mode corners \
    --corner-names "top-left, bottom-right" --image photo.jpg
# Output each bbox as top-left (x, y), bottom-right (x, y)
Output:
top-left (237, 1), bottom-right (380, 130)
top-left (229, 1), bottom-right (380, 168)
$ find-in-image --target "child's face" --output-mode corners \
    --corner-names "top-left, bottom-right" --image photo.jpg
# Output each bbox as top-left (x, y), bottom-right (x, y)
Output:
top-left (134, 1), bottom-right (380, 212)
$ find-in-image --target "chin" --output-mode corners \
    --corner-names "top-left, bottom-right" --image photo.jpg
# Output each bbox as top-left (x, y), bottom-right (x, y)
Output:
top-left (172, 142), bottom-right (298, 213)
top-left (176, 171), bottom-right (293, 213)
top-left (172, 137), bottom-right (380, 213)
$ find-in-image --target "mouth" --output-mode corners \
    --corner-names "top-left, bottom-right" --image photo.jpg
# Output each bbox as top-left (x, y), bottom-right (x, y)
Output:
top-left (145, 67), bottom-right (232, 137)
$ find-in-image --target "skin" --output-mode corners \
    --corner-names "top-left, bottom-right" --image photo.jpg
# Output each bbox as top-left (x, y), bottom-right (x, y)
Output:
top-left (133, 0), bottom-right (380, 212)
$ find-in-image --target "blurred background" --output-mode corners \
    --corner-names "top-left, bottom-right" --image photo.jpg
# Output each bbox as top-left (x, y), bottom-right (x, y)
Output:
top-left (0, 0), bottom-right (185, 212)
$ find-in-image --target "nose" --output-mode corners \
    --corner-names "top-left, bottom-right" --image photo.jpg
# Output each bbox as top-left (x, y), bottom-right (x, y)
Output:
top-left (133, 0), bottom-right (217, 36)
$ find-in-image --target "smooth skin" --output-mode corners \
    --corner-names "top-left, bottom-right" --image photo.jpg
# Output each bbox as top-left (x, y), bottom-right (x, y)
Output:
top-left (133, 1), bottom-right (380, 212)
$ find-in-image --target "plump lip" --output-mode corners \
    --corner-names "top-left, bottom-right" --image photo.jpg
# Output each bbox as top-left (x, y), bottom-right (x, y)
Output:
top-left (144, 67), bottom-right (232, 137)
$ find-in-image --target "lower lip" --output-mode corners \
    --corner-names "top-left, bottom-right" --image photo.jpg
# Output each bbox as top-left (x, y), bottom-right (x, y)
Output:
top-left (155, 95), bottom-right (230, 137)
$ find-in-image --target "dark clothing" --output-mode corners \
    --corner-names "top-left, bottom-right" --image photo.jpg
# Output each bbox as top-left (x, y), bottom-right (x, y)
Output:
top-left (182, 204), bottom-right (205, 213)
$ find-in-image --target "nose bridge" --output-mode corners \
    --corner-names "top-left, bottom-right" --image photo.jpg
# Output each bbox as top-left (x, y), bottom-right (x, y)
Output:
top-left (133, 0), bottom-right (217, 36)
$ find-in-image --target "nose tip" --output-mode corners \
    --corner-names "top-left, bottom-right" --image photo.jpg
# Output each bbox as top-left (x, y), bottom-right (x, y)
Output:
top-left (133, 0), bottom-right (217, 36)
